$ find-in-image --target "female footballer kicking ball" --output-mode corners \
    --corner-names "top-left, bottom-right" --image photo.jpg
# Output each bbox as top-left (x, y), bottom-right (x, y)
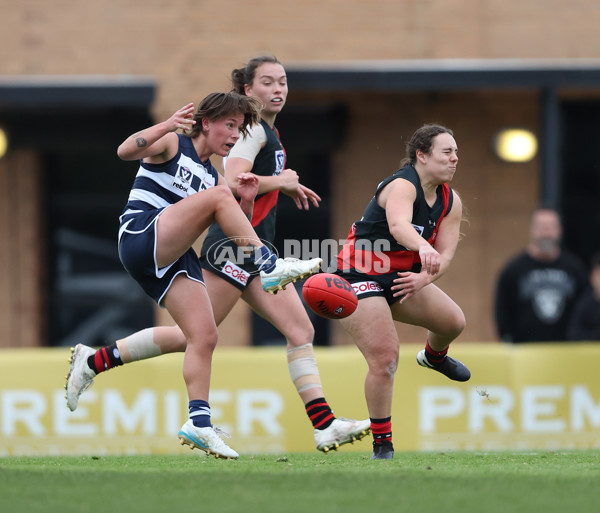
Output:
top-left (66, 56), bottom-right (369, 458)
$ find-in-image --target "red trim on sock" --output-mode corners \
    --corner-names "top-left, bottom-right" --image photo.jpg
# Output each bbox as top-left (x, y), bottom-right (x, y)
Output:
top-left (371, 420), bottom-right (392, 444)
top-left (371, 420), bottom-right (392, 435)
top-left (306, 399), bottom-right (336, 429)
top-left (313, 413), bottom-right (334, 428)
top-left (93, 351), bottom-right (103, 374)
top-left (101, 347), bottom-right (111, 370)
top-left (306, 402), bottom-right (328, 412)
top-left (425, 341), bottom-right (448, 364)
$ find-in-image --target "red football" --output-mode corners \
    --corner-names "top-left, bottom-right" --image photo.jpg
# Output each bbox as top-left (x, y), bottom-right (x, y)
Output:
top-left (302, 273), bottom-right (358, 319)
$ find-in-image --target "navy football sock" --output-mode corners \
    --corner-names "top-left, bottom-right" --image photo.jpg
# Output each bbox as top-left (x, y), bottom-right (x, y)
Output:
top-left (253, 245), bottom-right (277, 273)
top-left (189, 400), bottom-right (212, 428)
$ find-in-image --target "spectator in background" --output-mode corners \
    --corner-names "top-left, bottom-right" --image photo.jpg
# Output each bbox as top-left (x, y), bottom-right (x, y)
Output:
top-left (495, 207), bottom-right (588, 343)
top-left (567, 251), bottom-right (600, 341)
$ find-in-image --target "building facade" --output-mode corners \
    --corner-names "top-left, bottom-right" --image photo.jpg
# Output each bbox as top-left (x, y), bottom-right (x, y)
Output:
top-left (2, 0), bottom-right (600, 347)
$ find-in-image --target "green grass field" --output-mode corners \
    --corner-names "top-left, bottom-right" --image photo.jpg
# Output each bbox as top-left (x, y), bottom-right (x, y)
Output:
top-left (1, 450), bottom-right (599, 513)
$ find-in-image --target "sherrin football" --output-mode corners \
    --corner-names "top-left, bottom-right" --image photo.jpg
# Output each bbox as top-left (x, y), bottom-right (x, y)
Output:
top-left (302, 273), bottom-right (358, 319)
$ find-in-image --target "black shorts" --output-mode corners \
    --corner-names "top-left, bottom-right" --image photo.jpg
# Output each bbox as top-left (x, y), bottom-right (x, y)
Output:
top-left (333, 268), bottom-right (401, 305)
top-left (200, 237), bottom-right (259, 291)
top-left (333, 264), bottom-right (420, 306)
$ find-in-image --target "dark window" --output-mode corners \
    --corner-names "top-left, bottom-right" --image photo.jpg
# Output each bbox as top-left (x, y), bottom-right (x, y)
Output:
top-left (560, 101), bottom-right (600, 269)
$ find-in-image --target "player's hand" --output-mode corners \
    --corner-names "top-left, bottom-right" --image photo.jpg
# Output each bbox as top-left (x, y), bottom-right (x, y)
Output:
top-left (278, 169), bottom-right (301, 195)
top-left (236, 173), bottom-right (259, 204)
top-left (279, 168), bottom-right (321, 210)
top-left (297, 184), bottom-right (321, 209)
top-left (419, 244), bottom-right (441, 275)
top-left (286, 183), bottom-right (321, 210)
top-left (166, 103), bottom-right (196, 133)
top-left (391, 271), bottom-right (431, 303)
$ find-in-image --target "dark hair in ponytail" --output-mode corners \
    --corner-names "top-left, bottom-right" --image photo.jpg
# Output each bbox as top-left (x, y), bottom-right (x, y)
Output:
top-left (231, 55), bottom-right (282, 95)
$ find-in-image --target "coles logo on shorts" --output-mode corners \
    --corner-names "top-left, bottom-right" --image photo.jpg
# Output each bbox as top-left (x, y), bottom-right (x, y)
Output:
top-left (222, 260), bottom-right (250, 286)
top-left (351, 281), bottom-right (384, 296)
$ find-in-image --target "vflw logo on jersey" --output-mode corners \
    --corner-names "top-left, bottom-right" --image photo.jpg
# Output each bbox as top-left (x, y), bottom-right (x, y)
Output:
top-left (412, 223), bottom-right (425, 236)
top-left (173, 154), bottom-right (215, 194)
top-left (172, 164), bottom-right (191, 193)
top-left (173, 155), bottom-right (194, 193)
top-left (177, 165), bottom-right (193, 183)
top-left (274, 150), bottom-right (285, 175)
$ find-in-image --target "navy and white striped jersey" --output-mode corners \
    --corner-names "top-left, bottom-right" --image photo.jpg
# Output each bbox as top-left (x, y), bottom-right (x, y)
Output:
top-left (120, 133), bottom-right (219, 219)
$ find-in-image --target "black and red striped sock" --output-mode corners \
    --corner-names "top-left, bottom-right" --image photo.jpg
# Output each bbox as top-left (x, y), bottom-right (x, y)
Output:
top-left (371, 417), bottom-right (392, 444)
top-left (305, 398), bottom-right (335, 430)
top-left (87, 343), bottom-right (123, 374)
top-left (424, 341), bottom-right (448, 365)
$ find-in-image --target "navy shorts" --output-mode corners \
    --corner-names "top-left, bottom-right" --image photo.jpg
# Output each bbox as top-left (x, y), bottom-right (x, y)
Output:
top-left (118, 208), bottom-right (205, 306)
top-left (200, 237), bottom-right (259, 292)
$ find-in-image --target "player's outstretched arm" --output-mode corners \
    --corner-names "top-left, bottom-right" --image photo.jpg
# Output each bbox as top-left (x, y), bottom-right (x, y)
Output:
top-left (117, 103), bottom-right (195, 163)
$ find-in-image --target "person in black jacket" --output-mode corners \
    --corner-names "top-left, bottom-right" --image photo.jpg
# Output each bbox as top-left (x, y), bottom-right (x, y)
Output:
top-left (495, 208), bottom-right (587, 343)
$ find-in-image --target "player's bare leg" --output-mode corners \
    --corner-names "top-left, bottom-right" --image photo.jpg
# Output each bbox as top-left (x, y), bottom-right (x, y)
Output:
top-left (245, 280), bottom-right (370, 453)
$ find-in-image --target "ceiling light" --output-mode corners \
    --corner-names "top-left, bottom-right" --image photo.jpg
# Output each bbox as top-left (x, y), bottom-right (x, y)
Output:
top-left (494, 128), bottom-right (537, 162)
top-left (0, 128), bottom-right (7, 159)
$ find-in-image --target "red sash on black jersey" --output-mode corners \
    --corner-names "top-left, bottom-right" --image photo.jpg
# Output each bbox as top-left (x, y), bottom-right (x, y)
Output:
top-left (249, 190), bottom-right (280, 228)
top-left (425, 182), bottom-right (450, 247)
top-left (337, 183), bottom-right (450, 275)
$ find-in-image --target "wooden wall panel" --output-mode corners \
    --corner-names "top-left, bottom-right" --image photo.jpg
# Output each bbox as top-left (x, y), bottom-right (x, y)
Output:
top-left (0, 157), bottom-right (11, 347)
top-left (0, 151), bottom-right (43, 347)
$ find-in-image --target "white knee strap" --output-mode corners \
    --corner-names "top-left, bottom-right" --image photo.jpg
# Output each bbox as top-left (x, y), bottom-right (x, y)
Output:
top-left (287, 343), bottom-right (322, 393)
top-left (118, 328), bottom-right (162, 362)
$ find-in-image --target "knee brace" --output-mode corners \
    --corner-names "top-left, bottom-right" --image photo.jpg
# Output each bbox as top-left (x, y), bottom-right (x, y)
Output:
top-left (287, 343), bottom-right (322, 393)
top-left (117, 328), bottom-right (162, 362)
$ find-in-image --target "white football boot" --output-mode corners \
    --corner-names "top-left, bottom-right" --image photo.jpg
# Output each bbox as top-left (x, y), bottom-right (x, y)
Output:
top-left (178, 420), bottom-right (239, 460)
top-left (314, 418), bottom-right (371, 453)
top-left (65, 344), bottom-right (98, 411)
top-left (261, 257), bottom-right (322, 294)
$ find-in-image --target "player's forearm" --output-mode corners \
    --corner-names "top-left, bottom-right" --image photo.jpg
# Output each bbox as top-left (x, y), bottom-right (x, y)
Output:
top-left (117, 121), bottom-right (171, 161)
top-left (254, 174), bottom-right (285, 195)
top-left (228, 175), bottom-right (281, 197)
top-left (390, 222), bottom-right (432, 253)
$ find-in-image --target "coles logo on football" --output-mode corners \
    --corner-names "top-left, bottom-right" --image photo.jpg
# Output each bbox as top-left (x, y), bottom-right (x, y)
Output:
top-left (352, 281), bottom-right (384, 296)
top-left (223, 260), bottom-right (250, 286)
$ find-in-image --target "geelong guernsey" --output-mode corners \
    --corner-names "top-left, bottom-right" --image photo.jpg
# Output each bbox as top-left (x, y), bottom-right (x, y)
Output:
top-left (120, 133), bottom-right (219, 218)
